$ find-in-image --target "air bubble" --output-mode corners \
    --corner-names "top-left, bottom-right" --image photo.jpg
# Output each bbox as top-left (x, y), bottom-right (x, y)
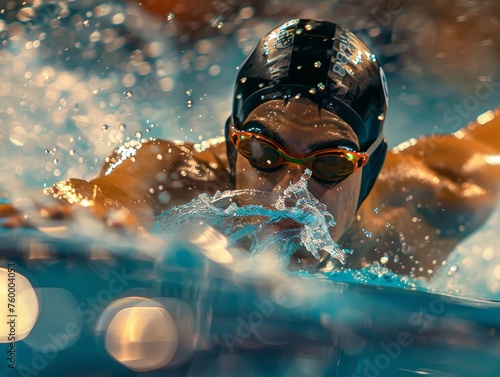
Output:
top-left (166, 13), bottom-right (175, 21)
top-left (186, 99), bottom-right (193, 107)
top-left (83, 20), bottom-right (90, 27)
top-left (135, 131), bottom-right (142, 138)
top-left (314, 61), bottom-right (322, 68)
top-left (101, 124), bottom-right (109, 130)
top-left (124, 91), bottom-right (133, 99)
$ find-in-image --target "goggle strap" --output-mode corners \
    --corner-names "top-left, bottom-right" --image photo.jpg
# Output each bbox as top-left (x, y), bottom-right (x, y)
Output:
top-left (365, 132), bottom-right (385, 157)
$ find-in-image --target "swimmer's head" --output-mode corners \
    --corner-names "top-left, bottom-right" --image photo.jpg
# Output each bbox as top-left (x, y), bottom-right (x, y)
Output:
top-left (226, 19), bottom-right (388, 208)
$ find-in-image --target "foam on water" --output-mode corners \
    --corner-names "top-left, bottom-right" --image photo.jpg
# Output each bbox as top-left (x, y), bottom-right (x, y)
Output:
top-left (155, 169), bottom-right (348, 265)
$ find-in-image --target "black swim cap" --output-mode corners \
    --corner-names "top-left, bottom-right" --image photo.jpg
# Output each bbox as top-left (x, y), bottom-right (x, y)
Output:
top-left (226, 19), bottom-right (389, 208)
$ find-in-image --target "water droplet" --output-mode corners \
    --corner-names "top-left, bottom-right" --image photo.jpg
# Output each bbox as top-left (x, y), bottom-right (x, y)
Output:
top-left (53, 159), bottom-right (59, 164)
top-left (101, 124), bottom-right (109, 131)
top-left (449, 265), bottom-right (458, 273)
top-left (166, 13), bottom-right (175, 21)
top-left (217, 22), bottom-right (224, 29)
top-left (295, 28), bottom-right (303, 35)
top-left (378, 113), bottom-right (385, 121)
top-left (296, 65), bottom-right (302, 70)
top-left (314, 61), bottom-right (322, 68)
top-left (44, 149), bottom-right (50, 154)
top-left (380, 256), bottom-right (389, 264)
top-left (363, 229), bottom-right (374, 238)
top-left (240, 77), bottom-right (247, 84)
top-left (119, 124), bottom-right (126, 131)
top-left (186, 99), bottom-right (193, 107)
top-left (386, 221), bottom-right (391, 228)
top-left (186, 89), bottom-right (192, 96)
top-left (83, 20), bottom-right (90, 27)
top-left (135, 131), bottom-right (142, 138)
top-left (317, 82), bottom-right (325, 91)
top-left (394, 255), bottom-right (400, 263)
top-left (374, 207), bottom-right (380, 214)
top-left (124, 91), bottom-right (133, 99)
top-left (308, 88), bottom-right (317, 95)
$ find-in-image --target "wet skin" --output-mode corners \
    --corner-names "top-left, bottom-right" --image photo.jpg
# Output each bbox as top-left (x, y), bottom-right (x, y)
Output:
top-left (8, 99), bottom-right (500, 277)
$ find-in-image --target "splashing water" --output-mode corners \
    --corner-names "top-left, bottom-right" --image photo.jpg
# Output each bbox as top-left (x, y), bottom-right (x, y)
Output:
top-left (155, 169), bottom-right (347, 265)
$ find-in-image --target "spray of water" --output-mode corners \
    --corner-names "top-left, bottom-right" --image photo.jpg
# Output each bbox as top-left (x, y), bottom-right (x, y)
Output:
top-left (155, 169), bottom-right (348, 266)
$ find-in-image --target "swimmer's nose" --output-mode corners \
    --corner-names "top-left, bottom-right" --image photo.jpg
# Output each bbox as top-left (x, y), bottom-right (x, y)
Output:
top-left (273, 165), bottom-right (307, 192)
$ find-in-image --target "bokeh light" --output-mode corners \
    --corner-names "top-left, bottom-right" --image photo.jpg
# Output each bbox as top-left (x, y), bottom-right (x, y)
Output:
top-left (0, 268), bottom-right (39, 342)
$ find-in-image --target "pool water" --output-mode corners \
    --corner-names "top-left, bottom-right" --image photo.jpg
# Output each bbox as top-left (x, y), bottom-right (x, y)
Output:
top-left (1, 1), bottom-right (500, 376)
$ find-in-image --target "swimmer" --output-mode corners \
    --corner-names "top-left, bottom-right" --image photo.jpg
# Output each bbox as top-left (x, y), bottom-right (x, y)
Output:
top-left (3, 19), bottom-right (500, 276)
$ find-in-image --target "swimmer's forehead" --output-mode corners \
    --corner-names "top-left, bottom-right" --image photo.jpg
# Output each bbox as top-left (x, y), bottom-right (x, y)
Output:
top-left (243, 99), bottom-right (359, 147)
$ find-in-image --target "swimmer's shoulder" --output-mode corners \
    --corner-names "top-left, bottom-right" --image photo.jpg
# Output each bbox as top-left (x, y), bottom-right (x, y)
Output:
top-left (99, 136), bottom-right (229, 177)
top-left (364, 112), bottom-right (500, 240)
top-left (189, 136), bottom-right (229, 169)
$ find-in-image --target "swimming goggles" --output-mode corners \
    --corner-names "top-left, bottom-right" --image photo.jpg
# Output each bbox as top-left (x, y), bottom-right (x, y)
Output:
top-left (230, 129), bottom-right (372, 183)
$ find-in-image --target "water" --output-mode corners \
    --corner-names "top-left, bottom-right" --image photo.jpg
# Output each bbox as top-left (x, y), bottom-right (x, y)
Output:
top-left (1, 1), bottom-right (500, 376)
top-left (156, 169), bottom-right (347, 265)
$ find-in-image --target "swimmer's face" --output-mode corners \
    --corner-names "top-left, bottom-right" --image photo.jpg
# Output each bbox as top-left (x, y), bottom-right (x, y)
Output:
top-left (234, 98), bottom-right (363, 243)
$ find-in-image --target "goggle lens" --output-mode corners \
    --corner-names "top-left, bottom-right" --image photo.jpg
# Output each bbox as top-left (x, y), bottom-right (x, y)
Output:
top-left (237, 138), bottom-right (282, 168)
top-left (231, 130), bottom-right (367, 182)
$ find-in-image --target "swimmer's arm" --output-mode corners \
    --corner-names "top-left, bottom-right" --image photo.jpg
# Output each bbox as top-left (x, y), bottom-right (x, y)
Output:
top-left (395, 108), bottom-right (500, 191)
top-left (389, 108), bottom-right (500, 235)
top-left (45, 138), bottom-right (230, 228)
top-left (450, 108), bottom-right (500, 188)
